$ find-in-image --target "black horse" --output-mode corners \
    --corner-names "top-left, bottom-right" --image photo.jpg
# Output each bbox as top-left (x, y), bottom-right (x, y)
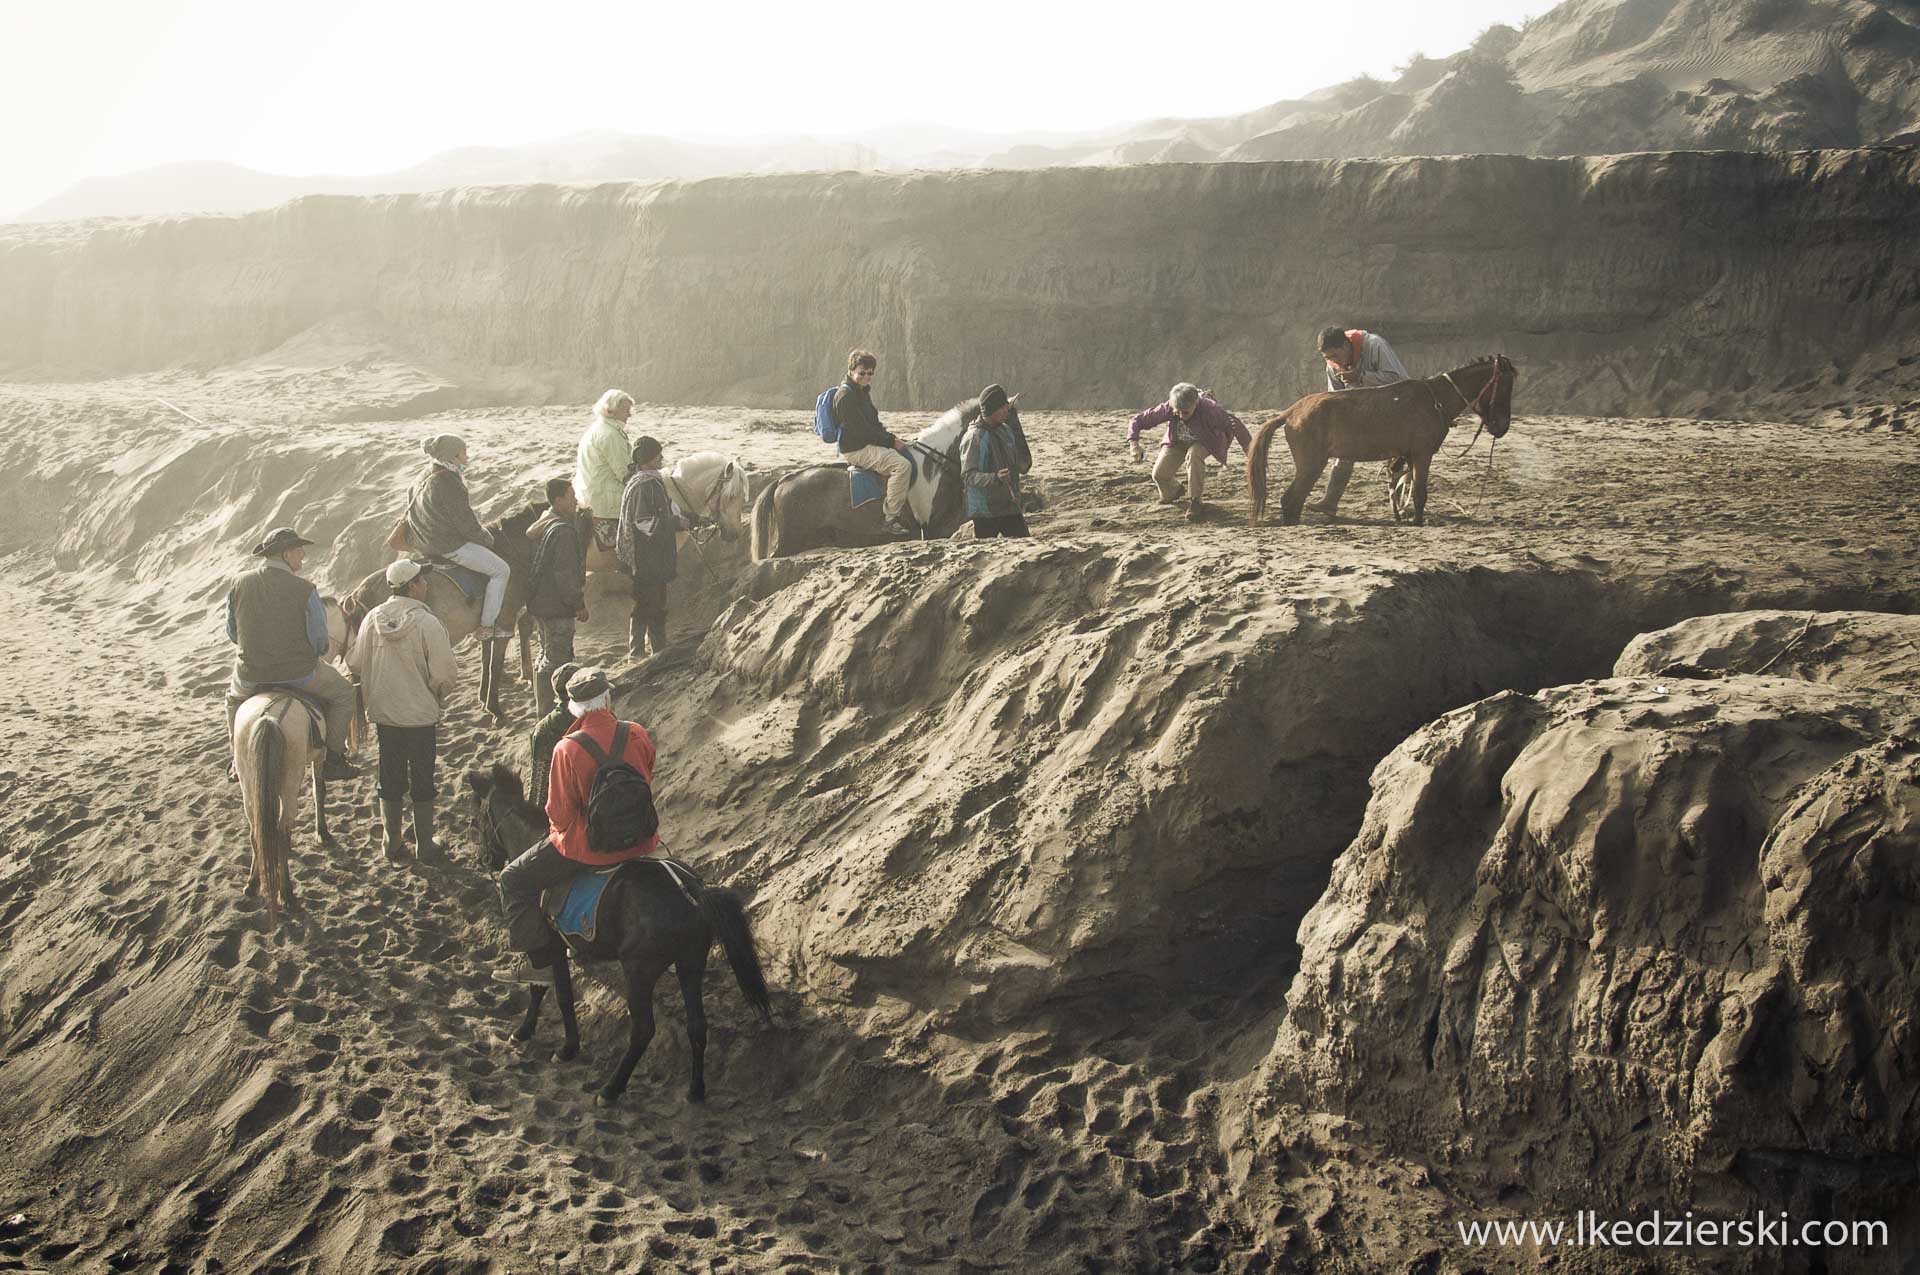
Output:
top-left (466, 764), bottom-right (773, 1105)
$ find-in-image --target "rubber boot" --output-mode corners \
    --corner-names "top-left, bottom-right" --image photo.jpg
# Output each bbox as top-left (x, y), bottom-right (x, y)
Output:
top-left (534, 674), bottom-right (555, 718)
top-left (412, 800), bottom-right (447, 864)
top-left (627, 612), bottom-right (646, 660)
top-left (380, 800), bottom-right (409, 865)
top-left (1308, 461), bottom-right (1352, 514)
top-left (647, 618), bottom-right (669, 656)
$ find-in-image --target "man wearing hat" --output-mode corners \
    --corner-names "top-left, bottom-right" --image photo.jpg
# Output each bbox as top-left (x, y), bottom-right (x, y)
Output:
top-left (615, 436), bottom-right (686, 659)
top-left (347, 558), bottom-right (459, 863)
top-left (961, 384), bottom-right (1034, 538)
top-left (223, 527), bottom-right (359, 780)
top-left (1125, 382), bottom-right (1252, 523)
top-left (405, 433), bottom-right (511, 638)
top-left (495, 666), bottom-right (662, 982)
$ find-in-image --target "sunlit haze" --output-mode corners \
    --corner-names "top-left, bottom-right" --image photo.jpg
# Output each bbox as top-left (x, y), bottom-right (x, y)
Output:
top-left (2, 0), bottom-right (1547, 217)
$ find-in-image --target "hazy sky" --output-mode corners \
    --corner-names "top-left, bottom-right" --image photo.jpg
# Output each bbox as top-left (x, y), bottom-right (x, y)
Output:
top-left (1, 0), bottom-right (1548, 216)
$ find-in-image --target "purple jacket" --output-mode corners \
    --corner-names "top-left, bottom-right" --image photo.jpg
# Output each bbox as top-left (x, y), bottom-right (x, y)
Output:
top-left (1127, 394), bottom-right (1252, 464)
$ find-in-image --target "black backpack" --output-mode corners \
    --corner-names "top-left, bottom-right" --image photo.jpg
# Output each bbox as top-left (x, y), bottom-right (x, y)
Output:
top-left (566, 721), bottom-right (658, 854)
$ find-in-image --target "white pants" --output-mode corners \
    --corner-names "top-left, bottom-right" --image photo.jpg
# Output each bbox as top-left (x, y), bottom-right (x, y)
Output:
top-left (841, 444), bottom-right (913, 521)
top-left (446, 541), bottom-right (510, 627)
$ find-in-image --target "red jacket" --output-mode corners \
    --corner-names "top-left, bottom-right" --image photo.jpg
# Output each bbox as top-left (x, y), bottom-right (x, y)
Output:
top-left (545, 708), bottom-right (662, 865)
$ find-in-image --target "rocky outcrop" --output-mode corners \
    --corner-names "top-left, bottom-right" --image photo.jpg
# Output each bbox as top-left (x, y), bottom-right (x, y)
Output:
top-left (1616, 607), bottom-right (1920, 690)
top-left (1257, 670), bottom-right (1920, 1258)
top-left (5, 147), bottom-right (1919, 420)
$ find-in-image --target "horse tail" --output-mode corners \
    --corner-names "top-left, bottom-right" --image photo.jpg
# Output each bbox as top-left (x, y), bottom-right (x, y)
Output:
top-left (1246, 411), bottom-right (1290, 527)
top-left (248, 713), bottom-right (286, 930)
top-left (749, 479), bottom-right (778, 561)
top-left (699, 887), bottom-right (773, 1024)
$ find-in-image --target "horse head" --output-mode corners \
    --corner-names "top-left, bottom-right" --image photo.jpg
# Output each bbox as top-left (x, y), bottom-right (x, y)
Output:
top-left (465, 762), bottom-right (539, 872)
top-left (1474, 355), bottom-right (1517, 438)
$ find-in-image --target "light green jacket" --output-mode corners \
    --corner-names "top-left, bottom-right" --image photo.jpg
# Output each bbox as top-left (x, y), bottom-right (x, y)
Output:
top-left (574, 416), bottom-right (631, 519)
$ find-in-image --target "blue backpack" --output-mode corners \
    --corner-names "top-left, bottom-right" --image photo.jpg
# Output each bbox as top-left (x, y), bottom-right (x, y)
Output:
top-left (813, 386), bottom-right (841, 444)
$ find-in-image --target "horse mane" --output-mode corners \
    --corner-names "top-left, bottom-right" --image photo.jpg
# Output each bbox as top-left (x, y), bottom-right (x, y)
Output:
top-left (488, 761), bottom-right (540, 818)
top-left (490, 501), bottom-right (547, 539)
top-left (923, 397), bottom-right (982, 446)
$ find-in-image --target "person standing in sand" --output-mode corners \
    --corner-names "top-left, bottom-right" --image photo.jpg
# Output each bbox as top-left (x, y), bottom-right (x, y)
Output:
top-left (834, 350), bottom-right (916, 539)
top-left (523, 477), bottom-right (589, 717)
top-left (616, 436), bottom-right (687, 659)
top-left (405, 434), bottom-right (511, 637)
top-left (347, 558), bottom-right (459, 863)
top-left (962, 384), bottom-right (1034, 538)
top-left (575, 389), bottom-right (635, 558)
top-left (1310, 325), bottom-right (1411, 515)
top-left (1127, 383), bottom-right (1252, 522)
top-left (494, 667), bottom-right (663, 984)
top-left (224, 526), bottom-right (360, 781)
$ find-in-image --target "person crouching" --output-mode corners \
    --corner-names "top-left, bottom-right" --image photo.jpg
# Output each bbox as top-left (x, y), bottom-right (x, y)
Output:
top-left (347, 558), bottom-right (459, 863)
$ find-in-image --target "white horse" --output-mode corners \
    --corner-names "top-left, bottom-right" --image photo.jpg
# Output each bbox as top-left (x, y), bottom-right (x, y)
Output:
top-left (584, 451), bottom-right (752, 573)
top-left (233, 603), bottom-right (349, 928)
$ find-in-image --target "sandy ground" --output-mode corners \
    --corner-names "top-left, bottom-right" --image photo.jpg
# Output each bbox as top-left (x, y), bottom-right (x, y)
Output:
top-left (0, 366), bottom-right (1916, 1273)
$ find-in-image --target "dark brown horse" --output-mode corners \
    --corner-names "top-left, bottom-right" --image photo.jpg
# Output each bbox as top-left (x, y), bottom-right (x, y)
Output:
top-left (1247, 354), bottom-right (1517, 526)
top-left (466, 763), bottom-right (774, 1105)
top-left (343, 503), bottom-right (589, 719)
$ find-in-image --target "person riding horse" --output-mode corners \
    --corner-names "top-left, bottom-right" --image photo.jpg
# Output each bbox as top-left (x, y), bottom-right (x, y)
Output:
top-left (494, 667), bottom-right (665, 984)
top-left (224, 526), bottom-right (359, 781)
top-left (834, 350), bottom-right (916, 539)
top-left (406, 434), bottom-right (511, 639)
top-left (1311, 325), bottom-right (1411, 515)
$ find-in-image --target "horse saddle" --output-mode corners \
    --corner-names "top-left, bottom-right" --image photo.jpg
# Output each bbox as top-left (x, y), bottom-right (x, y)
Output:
top-left (848, 467), bottom-right (886, 509)
top-left (421, 560), bottom-right (488, 600)
top-left (252, 686), bottom-right (326, 749)
top-left (540, 855), bottom-right (702, 949)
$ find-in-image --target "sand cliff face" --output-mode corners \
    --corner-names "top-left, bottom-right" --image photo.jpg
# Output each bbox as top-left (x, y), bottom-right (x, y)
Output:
top-left (6, 147), bottom-right (1919, 419)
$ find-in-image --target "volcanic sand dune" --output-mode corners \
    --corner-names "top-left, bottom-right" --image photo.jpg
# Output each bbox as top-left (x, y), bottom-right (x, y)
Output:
top-left (0, 364), bottom-right (1917, 1271)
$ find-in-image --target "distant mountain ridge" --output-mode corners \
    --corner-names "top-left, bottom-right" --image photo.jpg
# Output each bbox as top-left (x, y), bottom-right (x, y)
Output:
top-left (18, 0), bottom-right (1919, 222)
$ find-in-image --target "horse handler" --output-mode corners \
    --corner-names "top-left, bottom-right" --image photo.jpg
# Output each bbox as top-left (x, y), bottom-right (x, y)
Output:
top-left (225, 526), bottom-right (359, 781)
top-left (1126, 383), bottom-right (1251, 522)
top-left (616, 437), bottom-right (686, 659)
top-left (962, 384), bottom-right (1033, 538)
top-left (494, 667), bottom-right (662, 984)
top-left (1312, 325), bottom-right (1411, 514)
top-left (348, 559), bottom-right (459, 863)
top-left (524, 477), bottom-right (589, 716)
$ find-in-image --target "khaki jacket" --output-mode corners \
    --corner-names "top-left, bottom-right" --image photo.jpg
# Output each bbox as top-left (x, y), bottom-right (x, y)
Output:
top-left (347, 597), bottom-right (459, 727)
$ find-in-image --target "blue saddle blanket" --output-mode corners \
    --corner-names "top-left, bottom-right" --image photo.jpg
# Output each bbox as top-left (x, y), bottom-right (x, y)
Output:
top-left (543, 869), bottom-right (618, 942)
top-left (437, 563), bottom-right (487, 599)
top-left (849, 467), bottom-right (885, 509)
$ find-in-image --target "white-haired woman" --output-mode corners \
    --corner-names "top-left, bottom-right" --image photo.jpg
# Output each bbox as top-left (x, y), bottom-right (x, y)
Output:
top-left (575, 389), bottom-right (636, 556)
top-left (1125, 382), bottom-right (1252, 522)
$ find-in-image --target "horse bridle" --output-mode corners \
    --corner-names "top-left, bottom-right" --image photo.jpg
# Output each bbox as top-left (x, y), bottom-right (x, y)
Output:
top-left (666, 461), bottom-right (737, 524)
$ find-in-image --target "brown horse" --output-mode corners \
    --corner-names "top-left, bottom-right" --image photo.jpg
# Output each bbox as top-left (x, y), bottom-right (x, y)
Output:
top-left (1247, 354), bottom-right (1517, 526)
top-left (343, 502), bottom-right (570, 719)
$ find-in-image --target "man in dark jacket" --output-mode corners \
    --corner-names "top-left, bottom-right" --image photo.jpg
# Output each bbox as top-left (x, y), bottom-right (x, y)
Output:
top-left (962, 384), bottom-right (1034, 538)
top-left (224, 526), bottom-right (359, 780)
top-left (833, 349), bottom-right (915, 538)
top-left (615, 437), bottom-right (686, 659)
top-left (405, 433), bottom-right (511, 638)
top-left (524, 477), bottom-right (588, 716)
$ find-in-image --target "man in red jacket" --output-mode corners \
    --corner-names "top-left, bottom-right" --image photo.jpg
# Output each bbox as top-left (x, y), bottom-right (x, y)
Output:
top-left (494, 666), bottom-right (662, 982)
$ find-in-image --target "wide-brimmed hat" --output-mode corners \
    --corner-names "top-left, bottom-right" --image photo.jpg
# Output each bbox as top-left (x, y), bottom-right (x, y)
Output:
top-left (253, 527), bottom-right (314, 556)
top-left (385, 558), bottom-right (424, 588)
top-left (565, 667), bottom-right (610, 702)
